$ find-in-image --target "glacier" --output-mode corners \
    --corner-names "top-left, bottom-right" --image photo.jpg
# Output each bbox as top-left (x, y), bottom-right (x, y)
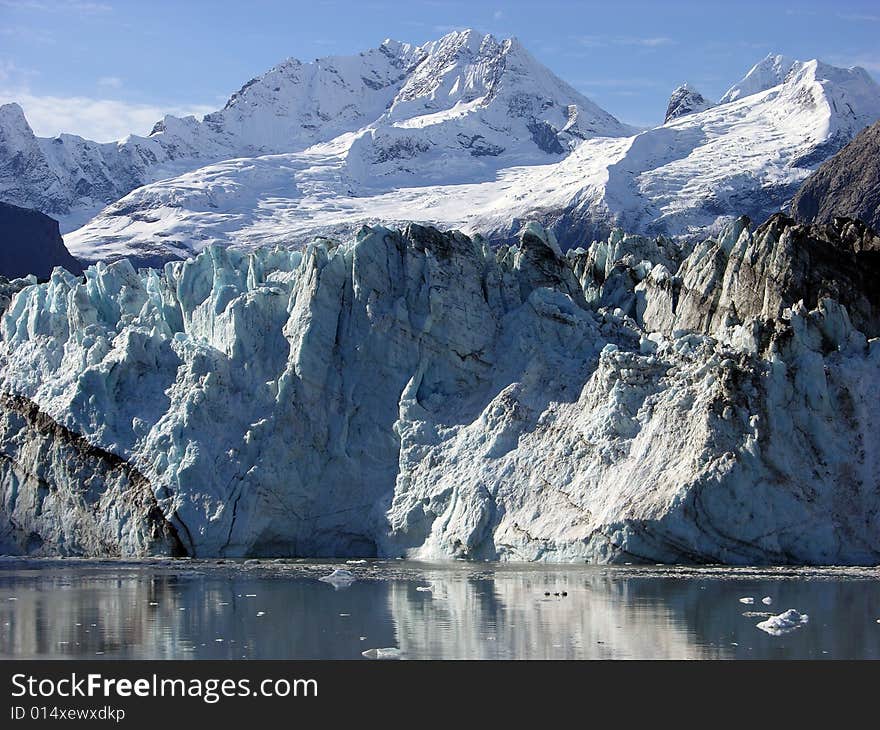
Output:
top-left (1, 215), bottom-right (878, 563)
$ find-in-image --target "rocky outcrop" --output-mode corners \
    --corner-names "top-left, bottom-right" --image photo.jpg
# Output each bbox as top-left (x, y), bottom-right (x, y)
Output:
top-left (664, 84), bottom-right (714, 123)
top-left (1, 219), bottom-right (878, 563)
top-left (790, 120), bottom-right (880, 232)
top-left (0, 202), bottom-right (83, 280)
top-left (0, 393), bottom-right (186, 556)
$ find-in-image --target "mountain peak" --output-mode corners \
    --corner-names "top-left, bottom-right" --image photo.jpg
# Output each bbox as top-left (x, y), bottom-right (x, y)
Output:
top-left (0, 102), bottom-right (30, 131)
top-left (664, 83), bottom-right (714, 123)
top-left (720, 52), bottom-right (797, 103)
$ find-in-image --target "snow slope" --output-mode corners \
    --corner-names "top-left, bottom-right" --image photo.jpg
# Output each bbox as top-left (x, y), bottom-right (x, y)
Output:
top-left (63, 52), bottom-right (880, 265)
top-left (2, 216), bottom-right (879, 562)
top-left (0, 29), bottom-right (630, 237)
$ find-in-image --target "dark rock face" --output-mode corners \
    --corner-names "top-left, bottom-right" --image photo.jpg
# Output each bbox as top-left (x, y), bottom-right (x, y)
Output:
top-left (0, 393), bottom-right (187, 557)
top-left (703, 214), bottom-right (880, 337)
top-left (0, 202), bottom-right (83, 279)
top-left (664, 84), bottom-right (713, 123)
top-left (791, 120), bottom-right (880, 232)
top-left (527, 120), bottom-right (565, 154)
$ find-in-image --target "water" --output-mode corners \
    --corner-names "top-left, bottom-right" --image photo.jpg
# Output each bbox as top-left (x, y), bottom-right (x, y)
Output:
top-left (1, 558), bottom-right (879, 659)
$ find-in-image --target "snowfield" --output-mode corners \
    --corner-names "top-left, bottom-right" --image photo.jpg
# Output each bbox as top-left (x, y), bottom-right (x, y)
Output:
top-left (2, 31), bottom-right (879, 267)
top-left (61, 52), bottom-right (880, 266)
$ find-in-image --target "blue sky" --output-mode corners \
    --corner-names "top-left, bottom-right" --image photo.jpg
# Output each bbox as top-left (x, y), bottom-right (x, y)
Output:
top-left (1, 0), bottom-right (879, 140)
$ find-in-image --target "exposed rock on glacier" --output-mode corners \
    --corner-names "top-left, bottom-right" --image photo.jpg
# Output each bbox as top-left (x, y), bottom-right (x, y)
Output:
top-left (639, 214), bottom-right (880, 339)
top-left (0, 393), bottom-right (185, 556)
top-left (1, 219), bottom-right (879, 563)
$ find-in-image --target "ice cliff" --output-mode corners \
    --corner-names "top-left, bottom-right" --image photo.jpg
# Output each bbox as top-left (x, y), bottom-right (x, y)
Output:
top-left (1, 217), bottom-right (878, 563)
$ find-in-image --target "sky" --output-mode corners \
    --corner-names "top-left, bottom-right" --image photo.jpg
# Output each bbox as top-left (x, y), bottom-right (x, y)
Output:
top-left (1, 0), bottom-right (879, 141)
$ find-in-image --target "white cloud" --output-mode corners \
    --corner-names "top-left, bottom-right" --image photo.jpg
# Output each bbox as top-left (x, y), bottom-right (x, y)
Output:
top-left (576, 35), bottom-right (676, 48)
top-left (837, 13), bottom-right (880, 22)
top-left (493, 9), bottom-right (503, 19)
top-left (826, 54), bottom-right (880, 76)
top-left (0, 88), bottom-right (214, 141)
top-left (97, 75), bottom-right (122, 88)
top-left (0, 59), bottom-right (39, 84)
top-left (0, 0), bottom-right (112, 12)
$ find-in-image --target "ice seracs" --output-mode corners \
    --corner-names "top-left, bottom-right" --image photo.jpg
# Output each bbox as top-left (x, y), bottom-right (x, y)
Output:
top-left (2, 216), bottom-right (879, 563)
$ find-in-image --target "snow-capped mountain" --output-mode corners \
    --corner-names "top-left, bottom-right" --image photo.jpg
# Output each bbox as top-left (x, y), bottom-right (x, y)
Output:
top-left (2, 31), bottom-right (880, 267)
top-left (0, 29), bottom-right (631, 236)
top-left (664, 83), bottom-right (714, 122)
top-left (719, 53), bottom-right (798, 103)
top-left (61, 47), bottom-right (880, 266)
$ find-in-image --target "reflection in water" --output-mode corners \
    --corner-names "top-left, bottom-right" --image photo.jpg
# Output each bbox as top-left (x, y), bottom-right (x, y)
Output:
top-left (1, 560), bottom-right (879, 659)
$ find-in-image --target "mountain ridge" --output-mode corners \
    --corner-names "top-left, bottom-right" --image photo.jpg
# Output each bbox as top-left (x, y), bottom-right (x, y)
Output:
top-left (0, 30), bottom-right (632, 232)
top-left (59, 42), bottom-right (880, 266)
top-left (1, 31), bottom-right (879, 267)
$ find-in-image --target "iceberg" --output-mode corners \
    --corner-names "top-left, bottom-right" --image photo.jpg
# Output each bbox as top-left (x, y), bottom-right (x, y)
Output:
top-left (756, 609), bottom-right (809, 636)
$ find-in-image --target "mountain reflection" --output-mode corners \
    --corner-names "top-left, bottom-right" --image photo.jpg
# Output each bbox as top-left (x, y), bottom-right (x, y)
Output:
top-left (1, 561), bottom-right (879, 659)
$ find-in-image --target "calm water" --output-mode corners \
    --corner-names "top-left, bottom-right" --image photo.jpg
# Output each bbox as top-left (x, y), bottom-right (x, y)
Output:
top-left (1, 558), bottom-right (879, 659)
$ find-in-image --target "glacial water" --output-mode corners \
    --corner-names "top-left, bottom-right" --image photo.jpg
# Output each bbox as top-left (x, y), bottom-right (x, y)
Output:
top-left (1, 558), bottom-right (879, 660)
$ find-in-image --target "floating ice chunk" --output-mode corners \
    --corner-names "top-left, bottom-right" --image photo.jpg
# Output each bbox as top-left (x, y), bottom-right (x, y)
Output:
top-left (345, 560), bottom-right (367, 565)
top-left (762, 596), bottom-right (772, 605)
top-left (739, 597), bottom-right (754, 604)
top-left (319, 568), bottom-right (356, 588)
top-left (415, 584), bottom-right (433, 592)
top-left (256, 611), bottom-right (265, 617)
top-left (361, 647), bottom-right (402, 660)
top-left (756, 609), bottom-right (809, 636)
